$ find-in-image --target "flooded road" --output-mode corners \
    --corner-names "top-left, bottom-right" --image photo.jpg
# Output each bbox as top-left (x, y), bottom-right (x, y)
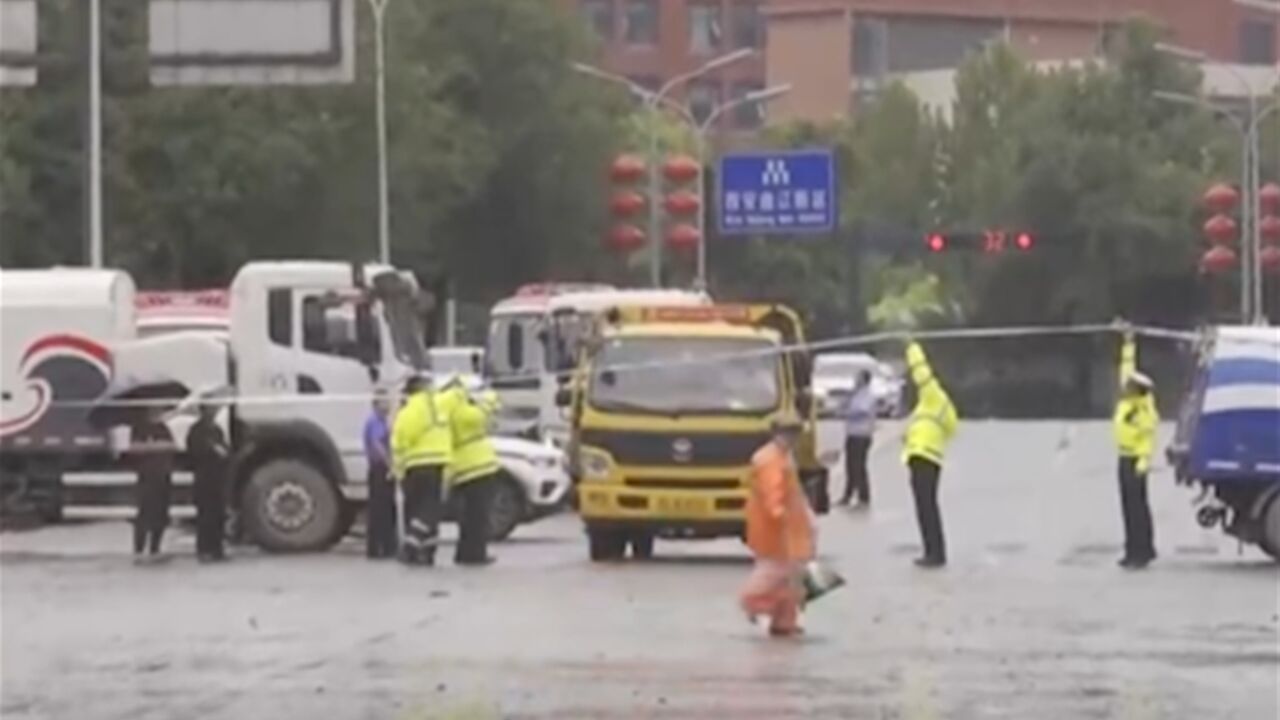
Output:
top-left (3, 423), bottom-right (1277, 719)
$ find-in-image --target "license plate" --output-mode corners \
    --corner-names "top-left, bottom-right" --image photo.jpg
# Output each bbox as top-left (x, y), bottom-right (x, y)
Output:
top-left (655, 496), bottom-right (711, 515)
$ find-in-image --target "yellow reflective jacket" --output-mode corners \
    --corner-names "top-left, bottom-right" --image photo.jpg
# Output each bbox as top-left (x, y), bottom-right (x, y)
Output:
top-left (1113, 337), bottom-right (1159, 472)
top-left (446, 390), bottom-right (500, 486)
top-left (902, 342), bottom-right (958, 466)
top-left (391, 386), bottom-right (462, 478)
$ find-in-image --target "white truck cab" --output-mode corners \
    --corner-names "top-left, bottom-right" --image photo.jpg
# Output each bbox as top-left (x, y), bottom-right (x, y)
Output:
top-left (486, 284), bottom-right (709, 447)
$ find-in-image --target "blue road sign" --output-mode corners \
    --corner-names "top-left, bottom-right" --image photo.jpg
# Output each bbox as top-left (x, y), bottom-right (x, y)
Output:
top-left (717, 149), bottom-right (836, 236)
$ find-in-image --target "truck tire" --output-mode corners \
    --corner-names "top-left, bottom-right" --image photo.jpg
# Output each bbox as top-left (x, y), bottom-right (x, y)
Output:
top-left (1258, 490), bottom-right (1280, 562)
top-left (241, 460), bottom-right (341, 553)
top-left (588, 527), bottom-right (626, 562)
top-left (487, 476), bottom-right (526, 542)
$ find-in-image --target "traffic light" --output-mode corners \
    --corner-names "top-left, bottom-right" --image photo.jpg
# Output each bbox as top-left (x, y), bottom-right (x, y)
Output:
top-left (922, 229), bottom-right (1036, 254)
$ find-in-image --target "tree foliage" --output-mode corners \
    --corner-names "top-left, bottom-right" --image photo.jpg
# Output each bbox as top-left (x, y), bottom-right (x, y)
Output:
top-left (0, 0), bottom-right (629, 300)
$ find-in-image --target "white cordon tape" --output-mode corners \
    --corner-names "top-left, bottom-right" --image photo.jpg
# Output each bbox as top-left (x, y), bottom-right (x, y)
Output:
top-left (30, 323), bottom-right (1271, 409)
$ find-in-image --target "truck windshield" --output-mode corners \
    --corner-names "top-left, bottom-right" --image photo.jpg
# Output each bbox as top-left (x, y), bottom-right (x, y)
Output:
top-left (588, 336), bottom-right (780, 415)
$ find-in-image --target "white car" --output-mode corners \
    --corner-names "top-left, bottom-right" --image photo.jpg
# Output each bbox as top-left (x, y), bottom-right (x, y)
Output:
top-left (812, 353), bottom-right (903, 419)
top-left (479, 435), bottom-right (572, 540)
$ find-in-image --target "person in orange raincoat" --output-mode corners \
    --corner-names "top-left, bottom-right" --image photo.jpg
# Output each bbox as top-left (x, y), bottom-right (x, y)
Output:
top-left (739, 414), bottom-right (816, 637)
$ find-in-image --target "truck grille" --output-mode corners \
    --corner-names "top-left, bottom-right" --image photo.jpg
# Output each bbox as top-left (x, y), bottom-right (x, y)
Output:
top-left (580, 430), bottom-right (769, 467)
top-left (625, 478), bottom-right (742, 490)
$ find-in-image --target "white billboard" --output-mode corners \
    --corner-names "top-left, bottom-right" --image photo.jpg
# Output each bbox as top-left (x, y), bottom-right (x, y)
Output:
top-left (149, 0), bottom-right (355, 86)
top-left (0, 0), bottom-right (37, 87)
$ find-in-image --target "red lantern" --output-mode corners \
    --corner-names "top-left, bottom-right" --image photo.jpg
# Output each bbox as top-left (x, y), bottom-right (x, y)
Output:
top-left (1199, 245), bottom-right (1238, 275)
top-left (1203, 183), bottom-right (1240, 214)
top-left (608, 224), bottom-right (645, 253)
top-left (1262, 245), bottom-right (1280, 274)
top-left (663, 190), bottom-right (700, 217)
top-left (609, 190), bottom-right (646, 218)
top-left (665, 224), bottom-right (701, 252)
top-left (1260, 183), bottom-right (1280, 214)
top-left (1203, 214), bottom-right (1238, 246)
top-left (1261, 215), bottom-right (1280, 244)
top-left (662, 155), bottom-right (701, 184)
top-left (610, 154), bottom-right (647, 184)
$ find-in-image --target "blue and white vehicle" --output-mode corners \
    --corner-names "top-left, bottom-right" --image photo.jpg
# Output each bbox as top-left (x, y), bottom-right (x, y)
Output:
top-left (1168, 325), bottom-right (1280, 560)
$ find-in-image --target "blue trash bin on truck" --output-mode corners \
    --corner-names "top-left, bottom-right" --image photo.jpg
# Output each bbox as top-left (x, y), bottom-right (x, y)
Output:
top-left (1168, 325), bottom-right (1280, 560)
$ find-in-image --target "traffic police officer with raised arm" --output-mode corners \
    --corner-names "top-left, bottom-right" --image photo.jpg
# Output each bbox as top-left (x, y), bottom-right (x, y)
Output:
top-left (1113, 322), bottom-right (1159, 569)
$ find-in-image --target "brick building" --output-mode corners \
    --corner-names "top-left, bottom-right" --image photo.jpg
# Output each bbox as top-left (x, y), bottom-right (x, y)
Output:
top-left (565, 0), bottom-right (1279, 126)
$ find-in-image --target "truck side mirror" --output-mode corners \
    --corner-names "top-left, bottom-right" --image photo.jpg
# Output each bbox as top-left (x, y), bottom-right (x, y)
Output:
top-left (355, 303), bottom-right (379, 366)
top-left (555, 388), bottom-right (572, 408)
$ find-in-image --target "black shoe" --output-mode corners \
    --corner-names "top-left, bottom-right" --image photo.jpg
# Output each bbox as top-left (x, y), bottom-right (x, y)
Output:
top-left (914, 557), bottom-right (946, 569)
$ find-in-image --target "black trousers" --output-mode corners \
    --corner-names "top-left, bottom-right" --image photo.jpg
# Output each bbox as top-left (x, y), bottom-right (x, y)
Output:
top-left (453, 475), bottom-right (495, 564)
top-left (133, 476), bottom-right (170, 555)
top-left (366, 461), bottom-right (396, 558)
top-left (908, 457), bottom-right (946, 562)
top-left (193, 469), bottom-right (226, 559)
top-left (401, 465), bottom-right (444, 564)
top-left (1118, 457), bottom-right (1155, 561)
top-left (842, 435), bottom-right (873, 504)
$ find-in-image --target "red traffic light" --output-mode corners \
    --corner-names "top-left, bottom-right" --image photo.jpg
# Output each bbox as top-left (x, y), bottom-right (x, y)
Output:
top-left (1015, 232), bottom-right (1034, 250)
top-left (926, 233), bottom-right (947, 252)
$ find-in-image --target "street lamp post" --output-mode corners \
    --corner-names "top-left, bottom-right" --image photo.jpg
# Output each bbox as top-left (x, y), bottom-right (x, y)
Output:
top-left (575, 55), bottom-right (787, 288)
top-left (367, 0), bottom-right (392, 266)
top-left (1156, 43), bottom-right (1280, 323)
top-left (88, 0), bottom-right (103, 267)
top-left (577, 49), bottom-right (754, 286)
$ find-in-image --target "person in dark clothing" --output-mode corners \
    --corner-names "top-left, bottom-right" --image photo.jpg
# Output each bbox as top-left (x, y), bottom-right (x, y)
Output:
top-left (131, 407), bottom-right (177, 564)
top-left (841, 370), bottom-right (876, 507)
top-left (364, 390), bottom-right (396, 559)
top-left (186, 402), bottom-right (230, 562)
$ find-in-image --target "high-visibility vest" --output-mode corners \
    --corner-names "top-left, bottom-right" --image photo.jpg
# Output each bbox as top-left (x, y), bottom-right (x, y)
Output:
top-left (901, 341), bottom-right (958, 466)
top-left (391, 387), bottom-right (462, 477)
top-left (1113, 337), bottom-right (1159, 472)
top-left (446, 392), bottom-right (499, 486)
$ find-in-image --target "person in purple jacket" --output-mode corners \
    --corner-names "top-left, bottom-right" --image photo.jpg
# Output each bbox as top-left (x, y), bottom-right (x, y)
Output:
top-left (364, 390), bottom-right (396, 559)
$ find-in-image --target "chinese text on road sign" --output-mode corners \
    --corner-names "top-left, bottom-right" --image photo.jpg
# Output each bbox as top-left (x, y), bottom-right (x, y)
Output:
top-left (717, 149), bottom-right (836, 235)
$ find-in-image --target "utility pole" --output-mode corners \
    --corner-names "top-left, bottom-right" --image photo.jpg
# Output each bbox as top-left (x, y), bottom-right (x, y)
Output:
top-left (87, 0), bottom-right (104, 267)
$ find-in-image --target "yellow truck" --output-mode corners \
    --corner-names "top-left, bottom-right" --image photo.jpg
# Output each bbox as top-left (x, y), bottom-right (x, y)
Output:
top-left (559, 304), bottom-right (828, 561)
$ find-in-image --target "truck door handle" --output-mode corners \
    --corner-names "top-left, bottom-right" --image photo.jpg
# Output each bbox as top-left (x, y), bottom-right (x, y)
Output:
top-left (297, 376), bottom-right (322, 395)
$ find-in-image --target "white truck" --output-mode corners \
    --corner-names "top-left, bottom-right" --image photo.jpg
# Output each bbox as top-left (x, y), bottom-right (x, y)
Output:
top-left (485, 283), bottom-right (710, 446)
top-left (0, 262), bottom-right (569, 550)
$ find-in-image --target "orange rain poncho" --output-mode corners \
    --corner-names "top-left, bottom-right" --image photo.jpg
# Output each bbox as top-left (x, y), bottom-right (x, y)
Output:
top-left (739, 439), bottom-right (815, 635)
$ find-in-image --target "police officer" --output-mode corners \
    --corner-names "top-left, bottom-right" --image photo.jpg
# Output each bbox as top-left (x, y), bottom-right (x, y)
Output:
top-left (448, 380), bottom-right (500, 566)
top-left (186, 400), bottom-right (230, 562)
top-left (391, 374), bottom-right (462, 566)
top-left (902, 340), bottom-right (958, 569)
top-left (1114, 324), bottom-right (1159, 569)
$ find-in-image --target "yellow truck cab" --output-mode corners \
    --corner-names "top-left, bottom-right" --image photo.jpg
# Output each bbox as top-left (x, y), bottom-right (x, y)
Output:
top-left (561, 304), bottom-right (827, 561)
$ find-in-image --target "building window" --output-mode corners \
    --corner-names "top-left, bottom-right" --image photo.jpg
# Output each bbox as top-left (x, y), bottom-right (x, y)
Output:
top-left (688, 79), bottom-right (722, 125)
top-left (852, 16), bottom-right (889, 79)
top-left (1240, 19), bottom-right (1276, 65)
top-left (623, 0), bottom-right (658, 45)
top-left (731, 1), bottom-right (762, 49)
top-left (731, 81), bottom-right (765, 128)
top-left (580, 0), bottom-right (614, 42)
top-left (688, 1), bottom-right (722, 55)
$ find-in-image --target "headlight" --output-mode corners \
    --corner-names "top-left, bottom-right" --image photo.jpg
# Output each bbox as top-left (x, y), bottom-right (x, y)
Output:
top-left (578, 450), bottom-right (612, 482)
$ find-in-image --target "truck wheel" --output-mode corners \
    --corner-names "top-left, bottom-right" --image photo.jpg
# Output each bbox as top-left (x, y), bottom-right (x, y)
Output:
top-left (588, 528), bottom-right (626, 562)
top-left (242, 460), bottom-right (341, 553)
top-left (1259, 491), bottom-right (1280, 562)
top-left (487, 477), bottom-right (526, 542)
top-left (628, 532), bottom-right (655, 560)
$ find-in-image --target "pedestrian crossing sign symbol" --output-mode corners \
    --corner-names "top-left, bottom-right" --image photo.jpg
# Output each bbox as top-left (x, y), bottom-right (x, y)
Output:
top-left (761, 160), bottom-right (791, 187)
top-left (718, 149), bottom-right (836, 236)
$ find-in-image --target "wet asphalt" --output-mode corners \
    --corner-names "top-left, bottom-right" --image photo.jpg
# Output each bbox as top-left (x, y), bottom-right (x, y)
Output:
top-left (2, 422), bottom-right (1277, 719)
